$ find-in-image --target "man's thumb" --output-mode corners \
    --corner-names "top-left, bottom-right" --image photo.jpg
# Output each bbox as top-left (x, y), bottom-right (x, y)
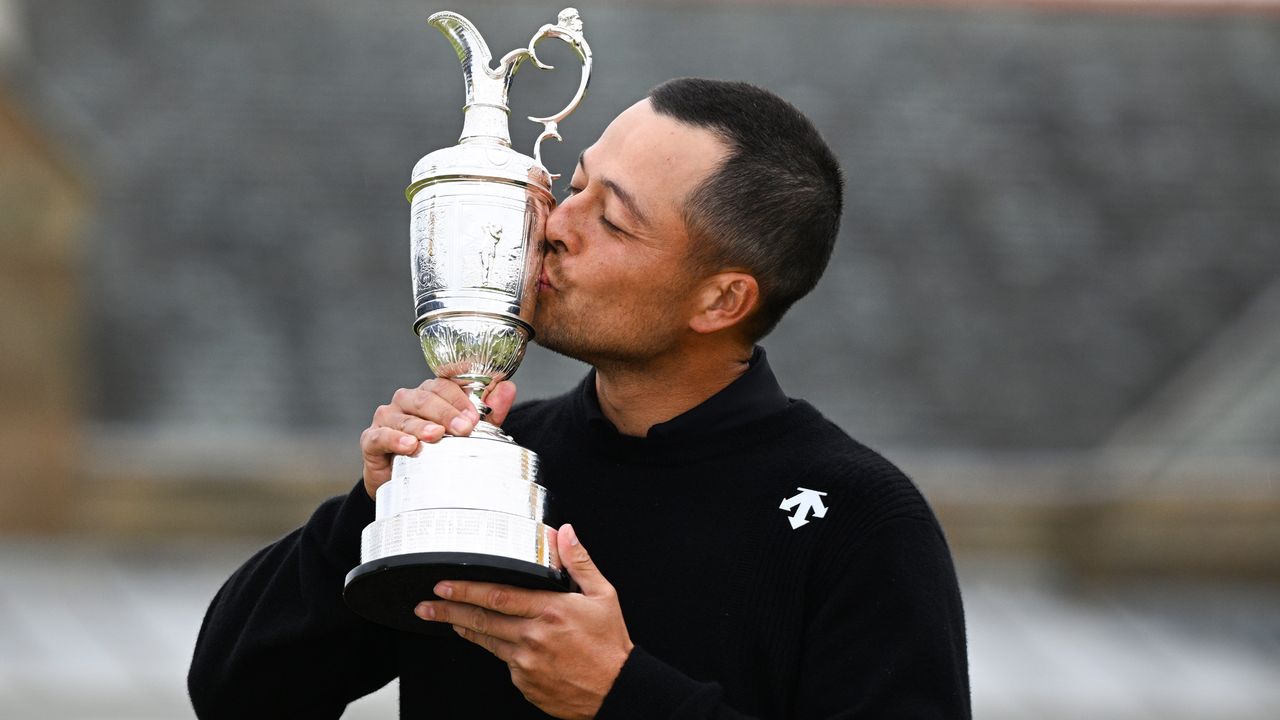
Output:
top-left (558, 524), bottom-right (607, 596)
top-left (485, 381), bottom-right (518, 426)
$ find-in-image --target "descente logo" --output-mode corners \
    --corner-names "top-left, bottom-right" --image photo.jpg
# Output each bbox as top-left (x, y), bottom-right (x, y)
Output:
top-left (779, 488), bottom-right (828, 530)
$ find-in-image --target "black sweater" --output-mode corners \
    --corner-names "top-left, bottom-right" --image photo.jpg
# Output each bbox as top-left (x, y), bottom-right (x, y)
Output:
top-left (189, 359), bottom-right (969, 718)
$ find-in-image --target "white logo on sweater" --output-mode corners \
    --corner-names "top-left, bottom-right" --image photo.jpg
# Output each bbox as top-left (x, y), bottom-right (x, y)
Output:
top-left (779, 487), bottom-right (828, 529)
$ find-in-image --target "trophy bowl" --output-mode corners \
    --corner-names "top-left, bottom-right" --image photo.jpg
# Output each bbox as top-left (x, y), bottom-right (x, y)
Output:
top-left (418, 314), bottom-right (529, 392)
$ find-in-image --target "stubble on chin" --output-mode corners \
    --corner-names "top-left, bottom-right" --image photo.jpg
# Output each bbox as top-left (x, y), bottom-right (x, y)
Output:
top-left (530, 299), bottom-right (582, 362)
top-left (531, 312), bottom-right (592, 364)
top-left (535, 318), bottom-right (679, 372)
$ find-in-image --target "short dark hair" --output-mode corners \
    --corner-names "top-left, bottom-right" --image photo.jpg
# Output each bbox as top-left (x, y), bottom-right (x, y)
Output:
top-left (649, 78), bottom-right (844, 340)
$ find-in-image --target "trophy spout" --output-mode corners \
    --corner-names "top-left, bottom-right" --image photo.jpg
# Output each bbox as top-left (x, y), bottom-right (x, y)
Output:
top-left (429, 11), bottom-right (516, 147)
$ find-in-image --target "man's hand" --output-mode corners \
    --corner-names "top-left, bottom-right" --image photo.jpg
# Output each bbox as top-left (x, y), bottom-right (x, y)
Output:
top-left (359, 379), bottom-right (518, 499)
top-left (414, 524), bottom-right (634, 720)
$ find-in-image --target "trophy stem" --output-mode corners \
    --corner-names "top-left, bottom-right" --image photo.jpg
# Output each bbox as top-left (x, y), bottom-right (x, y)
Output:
top-left (459, 380), bottom-right (515, 441)
top-left (461, 380), bottom-right (492, 419)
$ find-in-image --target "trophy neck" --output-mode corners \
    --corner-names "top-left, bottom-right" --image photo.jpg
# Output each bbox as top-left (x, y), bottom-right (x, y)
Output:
top-left (459, 104), bottom-right (512, 147)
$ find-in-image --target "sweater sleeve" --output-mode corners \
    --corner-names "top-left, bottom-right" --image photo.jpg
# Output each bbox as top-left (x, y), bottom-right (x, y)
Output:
top-left (188, 481), bottom-right (399, 718)
top-left (596, 515), bottom-right (970, 720)
top-left (595, 646), bottom-right (755, 720)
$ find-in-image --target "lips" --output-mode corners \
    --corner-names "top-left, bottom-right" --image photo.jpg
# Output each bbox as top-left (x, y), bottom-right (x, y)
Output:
top-left (537, 263), bottom-right (558, 292)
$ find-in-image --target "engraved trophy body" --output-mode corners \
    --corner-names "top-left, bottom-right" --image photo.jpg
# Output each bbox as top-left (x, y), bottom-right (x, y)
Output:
top-left (344, 9), bottom-right (591, 633)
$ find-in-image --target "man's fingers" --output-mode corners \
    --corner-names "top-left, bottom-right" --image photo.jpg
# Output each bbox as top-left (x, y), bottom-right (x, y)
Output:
top-left (368, 408), bottom-right (447, 442)
top-left (414, 598), bottom-right (522, 663)
top-left (431, 580), bottom-right (546, 619)
top-left (378, 379), bottom-right (515, 435)
top-left (361, 426), bottom-right (420, 462)
top-left (371, 398), bottom-right (455, 442)
top-left (485, 381), bottom-right (518, 427)
top-left (391, 384), bottom-right (478, 436)
top-left (362, 378), bottom-right (489, 499)
top-left (414, 600), bottom-right (523, 643)
top-left (415, 378), bottom-right (480, 417)
top-left (395, 415), bottom-right (447, 442)
top-left (360, 425), bottom-right (423, 499)
top-left (453, 625), bottom-right (518, 664)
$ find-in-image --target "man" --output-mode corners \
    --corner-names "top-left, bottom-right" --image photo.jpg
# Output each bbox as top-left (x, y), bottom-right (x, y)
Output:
top-left (189, 78), bottom-right (970, 719)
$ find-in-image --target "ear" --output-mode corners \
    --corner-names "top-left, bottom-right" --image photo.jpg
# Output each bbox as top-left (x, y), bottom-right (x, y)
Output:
top-left (688, 272), bottom-right (759, 335)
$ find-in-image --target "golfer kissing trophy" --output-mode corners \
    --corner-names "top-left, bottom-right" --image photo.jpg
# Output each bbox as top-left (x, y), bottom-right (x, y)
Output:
top-left (344, 8), bottom-right (591, 633)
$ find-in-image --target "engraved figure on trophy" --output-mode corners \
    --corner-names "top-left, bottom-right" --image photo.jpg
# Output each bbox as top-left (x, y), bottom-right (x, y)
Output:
top-left (344, 8), bottom-right (592, 633)
top-left (479, 222), bottom-right (503, 287)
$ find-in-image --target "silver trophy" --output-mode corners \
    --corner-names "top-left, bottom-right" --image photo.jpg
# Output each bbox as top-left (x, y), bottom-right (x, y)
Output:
top-left (344, 8), bottom-right (591, 633)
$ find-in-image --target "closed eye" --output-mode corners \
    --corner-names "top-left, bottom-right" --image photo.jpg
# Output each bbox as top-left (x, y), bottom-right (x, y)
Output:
top-left (599, 216), bottom-right (625, 235)
top-left (562, 180), bottom-right (629, 237)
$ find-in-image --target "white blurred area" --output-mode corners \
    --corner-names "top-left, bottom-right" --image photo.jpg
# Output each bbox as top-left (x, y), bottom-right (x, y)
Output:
top-left (0, 542), bottom-right (1276, 719)
top-left (2, 0), bottom-right (1278, 717)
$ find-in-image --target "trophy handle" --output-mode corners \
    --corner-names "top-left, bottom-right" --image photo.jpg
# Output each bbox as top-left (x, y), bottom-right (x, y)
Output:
top-left (500, 8), bottom-right (593, 178)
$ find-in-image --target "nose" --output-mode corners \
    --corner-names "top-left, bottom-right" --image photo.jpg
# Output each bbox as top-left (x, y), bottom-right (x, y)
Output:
top-left (545, 190), bottom-right (583, 255)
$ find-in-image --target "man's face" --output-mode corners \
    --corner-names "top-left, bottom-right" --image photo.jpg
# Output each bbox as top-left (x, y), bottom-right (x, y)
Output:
top-left (533, 99), bottom-right (728, 366)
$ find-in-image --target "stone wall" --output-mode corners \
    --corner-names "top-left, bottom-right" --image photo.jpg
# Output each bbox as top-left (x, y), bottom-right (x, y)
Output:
top-left (0, 96), bottom-right (83, 531)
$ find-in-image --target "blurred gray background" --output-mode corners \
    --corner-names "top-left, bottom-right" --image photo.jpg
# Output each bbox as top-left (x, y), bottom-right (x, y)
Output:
top-left (2, 0), bottom-right (1278, 718)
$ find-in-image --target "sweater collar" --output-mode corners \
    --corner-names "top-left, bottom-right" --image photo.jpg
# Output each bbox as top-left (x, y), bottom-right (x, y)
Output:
top-left (578, 346), bottom-right (790, 442)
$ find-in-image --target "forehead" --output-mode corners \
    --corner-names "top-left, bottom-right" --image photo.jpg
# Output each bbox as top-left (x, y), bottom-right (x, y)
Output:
top-left (583, 100), bottom-right (727, 224)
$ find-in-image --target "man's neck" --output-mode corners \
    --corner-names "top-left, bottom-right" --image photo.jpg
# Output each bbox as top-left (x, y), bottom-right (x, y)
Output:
top-left (593, 343), bottom-right (753, 437)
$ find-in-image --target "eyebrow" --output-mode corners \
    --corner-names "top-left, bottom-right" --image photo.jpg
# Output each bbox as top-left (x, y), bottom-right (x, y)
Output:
top-left (578, 150), bottom-right (652, 231)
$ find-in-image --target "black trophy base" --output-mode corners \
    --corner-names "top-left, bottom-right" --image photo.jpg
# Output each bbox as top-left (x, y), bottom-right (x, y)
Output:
top-left (344, 552), bottom-right (573, 634)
